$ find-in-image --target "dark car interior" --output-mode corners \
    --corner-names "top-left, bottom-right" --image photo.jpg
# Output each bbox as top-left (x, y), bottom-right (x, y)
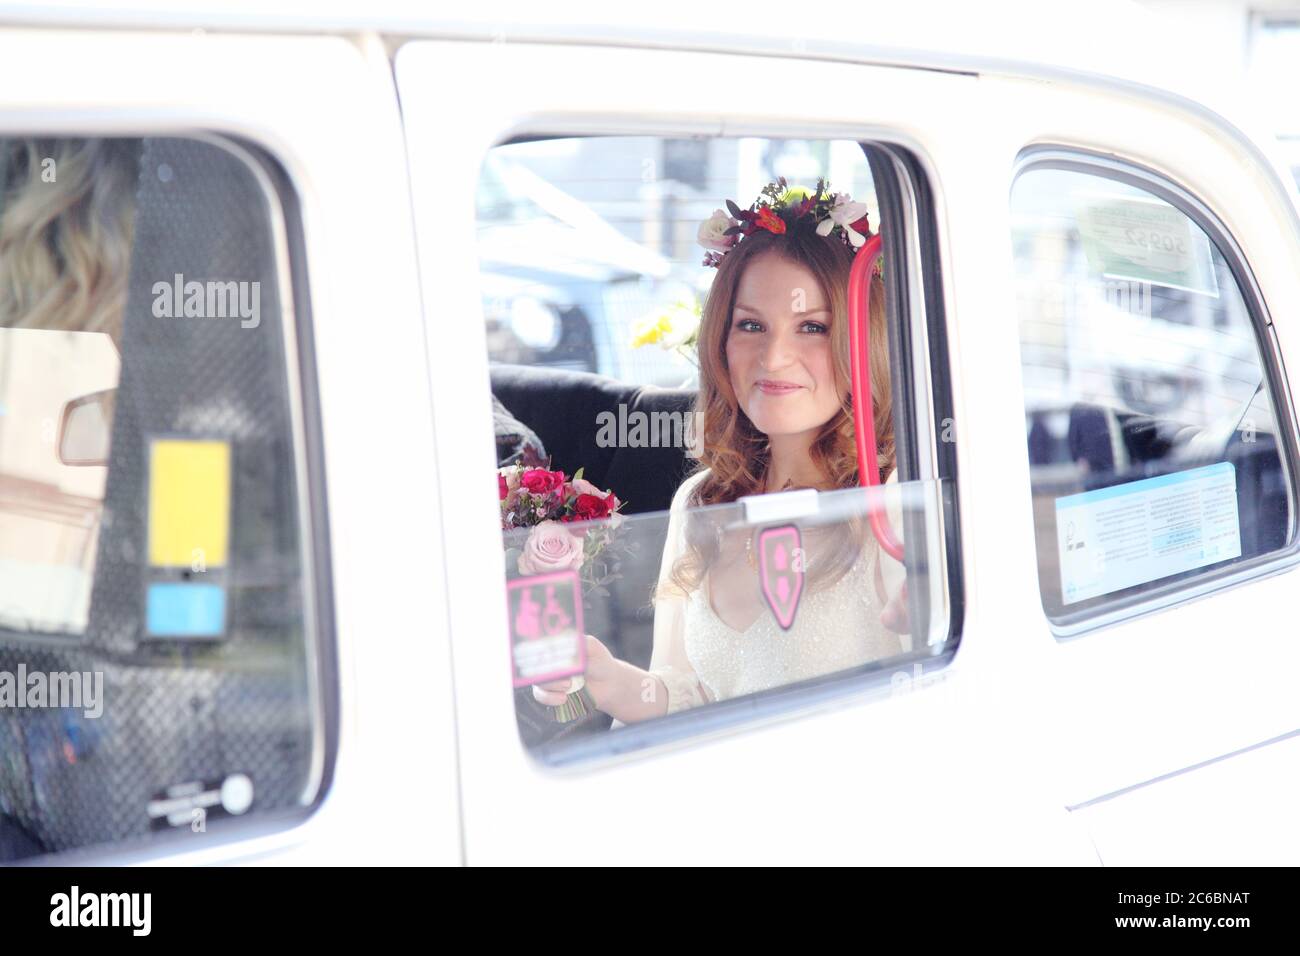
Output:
top-left (490, 362), bottom-right (699, 516)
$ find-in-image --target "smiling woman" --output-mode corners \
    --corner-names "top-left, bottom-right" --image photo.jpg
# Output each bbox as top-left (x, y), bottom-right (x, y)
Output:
top-left (593, 179), bottom-right (901, 720)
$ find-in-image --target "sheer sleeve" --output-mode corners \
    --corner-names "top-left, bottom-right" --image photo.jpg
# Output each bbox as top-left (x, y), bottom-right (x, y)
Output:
top-left (646, 469), bottom-right (713, 716)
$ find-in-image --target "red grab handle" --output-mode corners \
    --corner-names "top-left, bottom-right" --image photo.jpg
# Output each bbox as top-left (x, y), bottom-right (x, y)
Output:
top-left (847, 233), bottom-right (905, 562)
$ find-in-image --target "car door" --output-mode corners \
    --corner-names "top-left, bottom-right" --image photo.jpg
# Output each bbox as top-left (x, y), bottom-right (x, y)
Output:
top-left (983, 71), bottom-right (1300, 864)
top-left (396, 36), bottom-right (1100, 864)
top-left (0, 24), bottom-right (460, 864)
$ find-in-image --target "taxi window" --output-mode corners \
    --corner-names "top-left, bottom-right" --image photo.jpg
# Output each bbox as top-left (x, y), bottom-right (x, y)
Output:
top-left (478, 135), bottom-right (954, 759)
top-left (0, 137), bottom-right (326, 861)
top-left (1011, 159), bottom-right (1296, 629)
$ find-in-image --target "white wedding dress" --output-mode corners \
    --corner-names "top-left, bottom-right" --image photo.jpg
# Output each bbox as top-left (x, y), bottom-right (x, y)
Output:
top-left (647, 468), bottom-right (906, 715)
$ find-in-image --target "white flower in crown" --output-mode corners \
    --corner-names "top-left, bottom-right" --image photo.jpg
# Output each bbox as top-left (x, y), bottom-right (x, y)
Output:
top-left (697, 208), bottom-right (739, 253)
top-left (816, 193), bottom-right (870, 248)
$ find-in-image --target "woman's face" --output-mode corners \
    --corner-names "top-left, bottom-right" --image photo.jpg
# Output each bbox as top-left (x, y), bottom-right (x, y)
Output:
top-left (725, 251), bottom-right (844, 441)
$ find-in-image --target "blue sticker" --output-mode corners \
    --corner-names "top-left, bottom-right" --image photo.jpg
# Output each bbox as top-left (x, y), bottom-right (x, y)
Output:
top-left (146, 583), bottom-right (227, 637)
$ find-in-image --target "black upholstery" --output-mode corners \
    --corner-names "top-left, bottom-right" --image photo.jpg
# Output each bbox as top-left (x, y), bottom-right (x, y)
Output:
top-left (490, 363), bottom-right (697, 514)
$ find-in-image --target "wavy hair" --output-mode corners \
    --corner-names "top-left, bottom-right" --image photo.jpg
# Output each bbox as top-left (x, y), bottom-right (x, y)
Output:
top-left (664, 224), bottom-right (894, 598)
top-left (0, 138), bottom-right (140, 344)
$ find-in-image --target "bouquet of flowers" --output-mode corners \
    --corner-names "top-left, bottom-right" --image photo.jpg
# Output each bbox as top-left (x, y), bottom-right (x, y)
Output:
top-left (499, 462), bottom-right (629, 722)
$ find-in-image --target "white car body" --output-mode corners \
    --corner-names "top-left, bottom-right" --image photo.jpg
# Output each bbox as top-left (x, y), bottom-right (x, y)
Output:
top-left (3, 0), bottom-right (1298, 865)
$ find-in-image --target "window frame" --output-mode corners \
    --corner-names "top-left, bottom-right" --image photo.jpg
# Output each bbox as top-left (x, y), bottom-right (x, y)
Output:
top-left (475, 131), bottom-right (964, 768)
top-left (0, 132), bottom-right (339, 863)
top-left (1011, 146), bottom-right (1300, 639)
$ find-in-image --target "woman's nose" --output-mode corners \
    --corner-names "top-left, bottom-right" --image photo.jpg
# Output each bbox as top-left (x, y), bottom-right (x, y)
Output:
top-left (760, 329), bottom-right (797, 371)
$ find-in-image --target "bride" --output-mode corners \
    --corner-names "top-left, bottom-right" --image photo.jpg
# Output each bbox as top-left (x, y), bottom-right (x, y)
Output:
top-left (534, 180), bottom-right (909, 723)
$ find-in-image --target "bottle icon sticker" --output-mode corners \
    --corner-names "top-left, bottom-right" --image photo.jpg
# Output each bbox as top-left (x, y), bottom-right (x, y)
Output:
top-left (757, 524), bottom-right (804, 631)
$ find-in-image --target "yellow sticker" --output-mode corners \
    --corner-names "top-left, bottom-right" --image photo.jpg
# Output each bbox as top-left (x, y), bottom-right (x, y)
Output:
top-left (148, 439), bottom-right (231, 568)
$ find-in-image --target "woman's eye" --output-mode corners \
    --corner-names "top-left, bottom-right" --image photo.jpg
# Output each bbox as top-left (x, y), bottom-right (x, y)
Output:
top-left (735, 318), bottom-right (763, 332)
top-left (800, 321), bottom-right (829, 334)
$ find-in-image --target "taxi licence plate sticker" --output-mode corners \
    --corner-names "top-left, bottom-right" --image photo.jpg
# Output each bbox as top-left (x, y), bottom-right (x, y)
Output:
top-left (1076, 194), bottom-right (1219, 298)
top-left (147, 438), bottom-right (231, 568)
top-left (146, 582), bottom-right (227, 637)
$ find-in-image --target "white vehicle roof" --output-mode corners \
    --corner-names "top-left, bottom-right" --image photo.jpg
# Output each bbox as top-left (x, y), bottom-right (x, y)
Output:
top-left (0, 0), bottom-right (1241, 99)
top-left (0, 0), bottom-right (1288, 200)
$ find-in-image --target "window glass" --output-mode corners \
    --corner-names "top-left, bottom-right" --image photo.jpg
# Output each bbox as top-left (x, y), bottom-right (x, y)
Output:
top-left (478, 136), bottom-right (879, 386)
top-left (0, 137), bottom-right (321, 860)
top-left (480, 136), bottom-right (950, 757)
top-left (1012, 164), bottom-right (1293, 621)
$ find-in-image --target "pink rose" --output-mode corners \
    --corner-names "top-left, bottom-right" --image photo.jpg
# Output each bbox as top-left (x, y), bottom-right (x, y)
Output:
top-left (517, 520), bottom-right (585, 575)
top-left (569, 477), bottom-right (603, 498)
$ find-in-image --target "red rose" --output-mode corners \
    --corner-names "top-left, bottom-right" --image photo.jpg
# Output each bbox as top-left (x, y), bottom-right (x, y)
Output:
top-left (573, 493), bottom-right (612, 521)
top-left (499, 474), bottom-right (509, 500)
top-left (520, 468), bottom-right (565, 495)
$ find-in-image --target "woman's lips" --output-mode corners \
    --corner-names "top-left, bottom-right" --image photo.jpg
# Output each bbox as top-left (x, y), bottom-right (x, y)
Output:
top-left (756, 380), bottom-right (803, 395)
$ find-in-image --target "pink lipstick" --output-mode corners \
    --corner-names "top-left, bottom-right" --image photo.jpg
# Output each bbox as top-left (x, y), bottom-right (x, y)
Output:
top-left (756, 380), bottom-right (802, 395)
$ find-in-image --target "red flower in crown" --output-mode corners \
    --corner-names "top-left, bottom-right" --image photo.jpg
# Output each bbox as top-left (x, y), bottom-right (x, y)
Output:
top-left (697, 177), bottom-right (874, 267)
top-left (755, 206), bottom-right (786, 235)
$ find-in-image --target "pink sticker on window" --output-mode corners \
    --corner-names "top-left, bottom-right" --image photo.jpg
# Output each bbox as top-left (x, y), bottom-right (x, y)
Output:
top-left (757, 524), bottom-right (804, 631)
top-left (507, 570), bottom-right (587, 687)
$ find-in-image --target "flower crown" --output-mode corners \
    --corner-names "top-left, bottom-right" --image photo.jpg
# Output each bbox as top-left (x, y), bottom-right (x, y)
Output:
top-left (697, 177), bottom-right (872, 268)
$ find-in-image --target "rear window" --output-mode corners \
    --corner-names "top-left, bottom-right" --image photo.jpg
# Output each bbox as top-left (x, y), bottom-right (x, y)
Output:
top-left (0, 136), bottom-right (326, 860)
top-left (1011, 157), bottom-right (1296, 628)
